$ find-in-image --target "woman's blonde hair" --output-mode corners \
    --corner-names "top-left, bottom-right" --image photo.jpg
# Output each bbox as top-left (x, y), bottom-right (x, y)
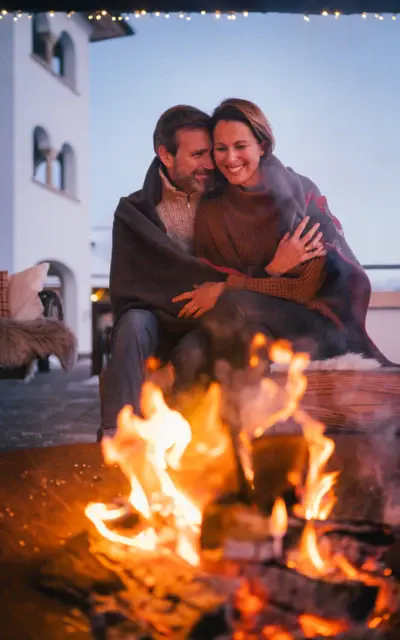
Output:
top-left (211, 98), bottom-right (275, 158)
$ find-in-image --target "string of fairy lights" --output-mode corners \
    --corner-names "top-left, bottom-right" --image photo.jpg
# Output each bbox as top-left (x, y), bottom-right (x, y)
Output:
top-left (0, 8), bottom-right (398, 21)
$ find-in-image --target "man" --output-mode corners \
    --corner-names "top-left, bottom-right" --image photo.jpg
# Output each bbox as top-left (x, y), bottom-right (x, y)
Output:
top-left (100, 105), bottom-right (222, 437)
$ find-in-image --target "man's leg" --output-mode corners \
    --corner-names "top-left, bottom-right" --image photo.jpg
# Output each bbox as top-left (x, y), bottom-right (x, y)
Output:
top-left (100, 309), bottom-right (159, 436)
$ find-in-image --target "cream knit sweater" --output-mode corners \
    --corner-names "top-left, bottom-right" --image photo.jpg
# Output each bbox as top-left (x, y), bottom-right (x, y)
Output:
top-left (156, 169), bottom-right (201, 254)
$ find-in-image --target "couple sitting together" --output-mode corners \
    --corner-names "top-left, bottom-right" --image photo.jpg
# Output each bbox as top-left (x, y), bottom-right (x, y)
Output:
top-left (101, 98), bottom-right (390, 435)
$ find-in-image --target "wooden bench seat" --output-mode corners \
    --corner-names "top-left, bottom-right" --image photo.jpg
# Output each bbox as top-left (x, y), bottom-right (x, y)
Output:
top-left (275, 369), bottom-right (400, 432)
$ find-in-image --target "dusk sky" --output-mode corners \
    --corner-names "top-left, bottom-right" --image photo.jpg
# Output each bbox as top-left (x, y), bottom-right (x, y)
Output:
top-left (90, 13), bottom-right (400, 265)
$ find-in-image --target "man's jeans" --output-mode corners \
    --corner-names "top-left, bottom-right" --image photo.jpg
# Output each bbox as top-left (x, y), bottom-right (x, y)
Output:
top-left (101, 309), bottom-right (159, 433)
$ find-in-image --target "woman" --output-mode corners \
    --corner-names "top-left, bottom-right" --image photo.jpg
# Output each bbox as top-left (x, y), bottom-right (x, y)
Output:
top-left (173, 98), bottom-right (390, 372)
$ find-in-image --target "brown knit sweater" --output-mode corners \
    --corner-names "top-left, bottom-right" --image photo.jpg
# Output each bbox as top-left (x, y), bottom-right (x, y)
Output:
top-left (194, 185), bottom-right (339, 324)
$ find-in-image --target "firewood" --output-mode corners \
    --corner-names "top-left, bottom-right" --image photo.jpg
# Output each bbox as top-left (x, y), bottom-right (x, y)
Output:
top-left (201, 499), bottom-right (271, 550)
top-left (258, 563), bottom-right (378, 624)
top-left (288, 516), bottom-right (394, 543)
top-left (36, 531), bottom-right (124, 603)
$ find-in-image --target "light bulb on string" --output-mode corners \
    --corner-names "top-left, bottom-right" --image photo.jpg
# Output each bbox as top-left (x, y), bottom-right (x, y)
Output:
top-left (243, 10), bottom-right (248, 17)
top-left (362, 11), bottom-right (367, 18)
top-left (392, 14), bottom-right (397, 19)
top-left (321, 10), bottom-right (328, 16)
top-left (303, 14), bottom-right (310, 20)
top-left (200, 9), bottom-right (206, 14)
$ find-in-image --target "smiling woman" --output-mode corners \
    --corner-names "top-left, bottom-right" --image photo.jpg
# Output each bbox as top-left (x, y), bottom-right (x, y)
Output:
top-left (175, 98), bottom-right (397, 374)
top-left (213, 100), bottom-right (274, 188)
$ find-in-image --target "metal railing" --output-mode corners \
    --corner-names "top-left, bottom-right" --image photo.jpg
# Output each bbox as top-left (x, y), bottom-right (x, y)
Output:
top-left (362, 265), bottom-right (400, 271)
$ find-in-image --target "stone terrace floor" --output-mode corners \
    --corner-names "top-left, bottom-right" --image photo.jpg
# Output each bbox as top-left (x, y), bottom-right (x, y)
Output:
top-left (0, 360), bottom-right (100, 452)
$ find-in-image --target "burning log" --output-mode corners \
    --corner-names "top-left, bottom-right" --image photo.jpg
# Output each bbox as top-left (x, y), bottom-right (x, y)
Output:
top-left (288, 517), bottom-right (394, 541)
top-left (36, 529), bottom-right (228, 640)
top-left (36, 531), bottom-right (124, 604)
top-left (285, 517), bottom-right (395, 570)
top-left (258, 562), bottom-right (379, 624)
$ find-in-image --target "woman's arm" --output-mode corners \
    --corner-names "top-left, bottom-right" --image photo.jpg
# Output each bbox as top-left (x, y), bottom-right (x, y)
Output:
top-left (225, 257), bottom-right (326, 305)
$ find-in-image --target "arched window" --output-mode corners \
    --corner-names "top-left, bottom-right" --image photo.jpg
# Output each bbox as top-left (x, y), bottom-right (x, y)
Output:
top-left (58, 143), bottom-right (76, 197)
top-left (32, 13), bottom-right (51, 64)
top-left (33, 126), bottom-right (51, 186)
top-left (33, 129), bottom-right (77, 197)
top-left (32, 16), bottom-right (76, 91)
top-left (52, 31), bottom-right (76, 88)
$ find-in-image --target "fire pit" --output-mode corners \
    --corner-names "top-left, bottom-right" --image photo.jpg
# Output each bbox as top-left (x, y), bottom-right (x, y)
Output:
top-left (1, 340), bottom-right (400, 639)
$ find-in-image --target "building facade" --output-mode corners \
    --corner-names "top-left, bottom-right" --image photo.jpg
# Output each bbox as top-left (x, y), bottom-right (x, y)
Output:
top-left (0, 12), bottom-right (132, 354)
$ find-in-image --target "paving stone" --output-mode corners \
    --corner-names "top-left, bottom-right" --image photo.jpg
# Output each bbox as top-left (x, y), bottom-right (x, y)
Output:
top-left (0, 360), bottom-right (100, 452)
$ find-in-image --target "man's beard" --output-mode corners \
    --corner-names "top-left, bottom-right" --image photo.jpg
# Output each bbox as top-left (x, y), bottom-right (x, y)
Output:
top-left (176, 169), bottom-right (214, 194)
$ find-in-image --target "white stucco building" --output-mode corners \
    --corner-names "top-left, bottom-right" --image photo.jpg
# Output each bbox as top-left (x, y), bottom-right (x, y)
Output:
top-left (0, 12), bottom-right (133, 354)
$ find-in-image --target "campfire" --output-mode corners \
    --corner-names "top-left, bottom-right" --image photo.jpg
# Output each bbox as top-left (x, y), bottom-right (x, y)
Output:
top-left (40, 337), bottom-right (399, 639)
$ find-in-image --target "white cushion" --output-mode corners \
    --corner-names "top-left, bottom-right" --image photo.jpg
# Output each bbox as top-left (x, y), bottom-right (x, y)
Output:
top-left (8, 263), bottom-right (50, 321)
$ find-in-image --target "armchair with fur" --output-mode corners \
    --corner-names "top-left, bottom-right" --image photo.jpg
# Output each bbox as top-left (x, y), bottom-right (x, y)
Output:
top-left (0, 265), bottom-right (77, 379)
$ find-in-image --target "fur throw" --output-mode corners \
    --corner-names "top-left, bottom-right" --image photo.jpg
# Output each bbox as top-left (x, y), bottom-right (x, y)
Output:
top-left (0, 317), bottom-right (77, 370)
top-left (271, 352), bottom-right (381, 372)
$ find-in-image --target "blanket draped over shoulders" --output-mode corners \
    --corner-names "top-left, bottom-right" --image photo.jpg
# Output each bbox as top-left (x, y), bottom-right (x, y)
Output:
top-left (109, 156), bottom-right (393, 365)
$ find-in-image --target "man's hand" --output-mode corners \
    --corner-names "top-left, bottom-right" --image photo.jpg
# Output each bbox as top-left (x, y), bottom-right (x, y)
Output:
top-left (172, 282), bottom-right (225, 318)
top-left (265, 216), bottom-right (326, 277)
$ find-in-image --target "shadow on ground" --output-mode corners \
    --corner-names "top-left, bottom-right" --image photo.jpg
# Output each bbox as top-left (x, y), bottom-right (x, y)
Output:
top-left (0, 360), bottom-right (99, 452)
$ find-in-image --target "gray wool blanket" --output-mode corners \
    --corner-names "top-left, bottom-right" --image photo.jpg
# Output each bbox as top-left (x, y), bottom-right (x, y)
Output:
top-left (0, 317), bottom-right (77, 371)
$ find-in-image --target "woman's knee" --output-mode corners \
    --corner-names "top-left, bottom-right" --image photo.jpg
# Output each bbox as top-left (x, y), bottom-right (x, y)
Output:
top-left (202, 290), bottom-right (249, 337)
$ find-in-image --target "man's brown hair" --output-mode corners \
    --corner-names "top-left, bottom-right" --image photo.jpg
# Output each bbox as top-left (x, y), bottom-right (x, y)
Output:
top-left (153, 105), bottom-right (211, 156)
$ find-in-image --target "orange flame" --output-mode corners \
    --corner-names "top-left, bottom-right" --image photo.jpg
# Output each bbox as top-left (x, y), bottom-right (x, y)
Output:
top-left (249, 333), bottom-right (268, 369)
top-left (296, 411), bottom-right (338, 523)
top-left (85, 382), bottom-right (201, 565)
top-left (146, 356), bottom-right (161, 372)
top-left (270, 497), bottom-right (288, 559)
top-left (253, 343), bottom-right (310, 438)
top-left (299, 613), bottom-right (349, 637)
top-left (250, 340), bottom-right (340, 578)
top-left (270, 497), bottom-right (288, 538)
top-left (229, 578), bottom-right (269, 639)
top-left (262, 626), bottom-right (294, 639)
